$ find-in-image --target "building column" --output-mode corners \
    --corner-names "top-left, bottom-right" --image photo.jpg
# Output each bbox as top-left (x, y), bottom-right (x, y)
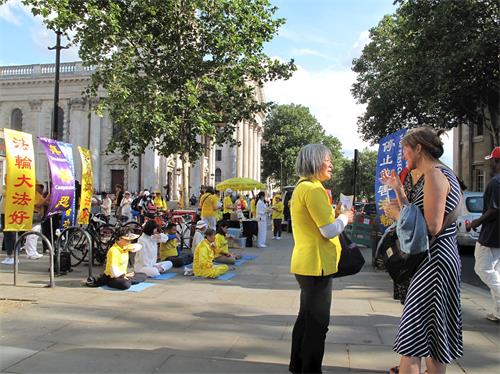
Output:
top-left (256, 128), bottom-right (262, 182)
top-left (243, 122), bottom-right (250, 178)
top-left (249, 124), bottom-right (255, 180)
top-left (236, 124), bottom-right (243, 177)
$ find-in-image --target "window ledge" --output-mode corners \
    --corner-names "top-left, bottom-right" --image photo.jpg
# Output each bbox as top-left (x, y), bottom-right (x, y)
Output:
top-left (473, 135), bottom-right (484, 143)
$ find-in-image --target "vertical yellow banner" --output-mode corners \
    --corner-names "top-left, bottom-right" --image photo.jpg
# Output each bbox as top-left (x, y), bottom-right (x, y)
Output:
top-left (3, 128), bottom-right (36, 231)
top-left (77, 146), bottom-right (93, 224)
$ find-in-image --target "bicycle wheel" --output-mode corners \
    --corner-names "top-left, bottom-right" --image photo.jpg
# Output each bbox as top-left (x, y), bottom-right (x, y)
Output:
top-left (65, 229), bottom-right (89, 267)
top-left (95, 223), bottom-right (115, 264)
top-left (122, 221), bottom-right (143, 236)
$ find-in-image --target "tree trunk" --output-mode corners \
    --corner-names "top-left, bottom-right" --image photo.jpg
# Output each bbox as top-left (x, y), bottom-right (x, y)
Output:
top-left (181, 152), bottom-right (190, 209)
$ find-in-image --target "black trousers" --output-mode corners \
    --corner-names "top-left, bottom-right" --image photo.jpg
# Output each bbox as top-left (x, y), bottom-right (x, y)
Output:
top-left (222, 212), bottom-right (231, 220)
top-left (1, 214), bottom-right (17, 256)
top-left (273, 219), bottom-right (282, 237)
top-left (290, 274), bottom-right (333, 374)
top-left (103, 272), bottom-right (147, 290)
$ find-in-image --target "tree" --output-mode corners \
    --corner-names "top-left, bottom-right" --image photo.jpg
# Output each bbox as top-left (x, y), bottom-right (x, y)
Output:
top-left (19, 0), bottom-right (296, 203)
top-left (327, 148), bottom-right (377, 202)
top-left (261, 104), bottom-right (342, 187)
top-left (352, 0), bottom-right (499, 145)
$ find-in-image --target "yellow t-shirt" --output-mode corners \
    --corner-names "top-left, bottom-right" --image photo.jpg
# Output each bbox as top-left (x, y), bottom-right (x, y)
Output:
top-left (290, 178), bottom-right (341, 276)
top-left (250, 199), bottom-right (256, 216)
top-left (193, 239), bottom-right (229, 278)
top-left (237, 198), bottom-right (248, 211)
top-left (160, 237), bottom-right (178, 259)
top-left (201, 194), bottom-right (218, 217)
top-left (154, 196), bottom-right (167, 210)
top-left (272, 201), bottom-right (284, 219)
top-left (104, 243), bottom-right (129, 277)
top-left (223, 196), bottom-right (234, 214)
top-left (215, 233), bottom-right (229, 256)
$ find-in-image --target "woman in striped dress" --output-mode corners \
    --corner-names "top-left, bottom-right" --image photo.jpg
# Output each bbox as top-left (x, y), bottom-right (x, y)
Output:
top-left (382, 127), bottom-right (463, 374)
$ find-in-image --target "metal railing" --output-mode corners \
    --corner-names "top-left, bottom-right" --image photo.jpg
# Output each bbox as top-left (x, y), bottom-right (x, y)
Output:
top-left (13, 231), bottom-right (55, 287)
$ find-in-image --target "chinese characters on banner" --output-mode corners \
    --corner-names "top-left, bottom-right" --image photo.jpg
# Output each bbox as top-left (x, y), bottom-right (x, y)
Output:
top-left (57, 141), bottom-right (76, 228)
top-left (375, 128), bottom-right (407, 229)
top-left (77, 146), bottom-right (93, 224)
top-left (3, 129), bottom-right (36, 231)
top-left (38, 138), bottom-right (75, 228)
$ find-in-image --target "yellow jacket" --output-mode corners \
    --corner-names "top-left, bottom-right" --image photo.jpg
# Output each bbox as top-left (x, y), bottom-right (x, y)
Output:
top-left (223, 196), bottom-right (234, 214)
top-left (290, 178), bottom-right (341, 276)
top-left (215, 233), bottom-right (229, 256)
top-left (104, 243), bottom-right (129, 277)
top-left (193, 239), bottom-right (229, 278)
top-left (201, 193), bottom-right (218, 217)
top-left (154, 196), bottom-right (167, 210)
top-left (250, 199), bottom-right (256, 217)
top-left (271, 201), bottom-right (284, 219)
top-left (160, 237), bottom-right (178, 259)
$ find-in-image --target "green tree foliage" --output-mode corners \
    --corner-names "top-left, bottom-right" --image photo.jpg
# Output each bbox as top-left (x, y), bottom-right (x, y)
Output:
top-left (261, 104), bottom-right (342, 187)
top-left (19, 0), bottom-right (295, 200)
top-left (352, 0), bottom-right (499, 145)
top-left (327, 148), bottom-right (377, 202)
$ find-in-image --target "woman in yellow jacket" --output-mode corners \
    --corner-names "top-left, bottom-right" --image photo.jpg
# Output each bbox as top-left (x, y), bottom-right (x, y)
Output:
top-left (193, 229), bottom-right (229, 278)
top-left (289, 144), bottom-right (353, 374)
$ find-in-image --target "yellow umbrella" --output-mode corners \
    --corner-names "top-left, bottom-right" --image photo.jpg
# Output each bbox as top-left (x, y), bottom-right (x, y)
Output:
top-left (216, 177), bottom-right (266, 191)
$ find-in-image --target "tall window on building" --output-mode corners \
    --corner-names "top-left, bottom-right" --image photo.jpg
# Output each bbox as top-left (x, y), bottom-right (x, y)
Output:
top-left (215, 168), bottom-right (222, 183)
top-left (474, 118), bottom-right (484, 137)
top-left (474, 168), bottom-right (484, 192)
top-left (51, 106), bottom-right (64, 140)
top-left (10, 108), bottom-right (23, 131)
top-left (215, 149), bottom-right (222, 161)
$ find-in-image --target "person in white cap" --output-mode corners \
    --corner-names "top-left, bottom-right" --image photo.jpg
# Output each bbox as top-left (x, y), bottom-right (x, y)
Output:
top-left (222, 188), bottom-right (234, 220)
top-left (468, 146), bottom-right (500, 322)
top-left (191, 220), bottom-right (208, 255)
top-left (101, 228), bottom-right (147, 290)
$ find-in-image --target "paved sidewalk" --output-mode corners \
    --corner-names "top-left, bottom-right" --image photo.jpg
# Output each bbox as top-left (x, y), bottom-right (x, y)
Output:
top-left (0, 229), bottom-right (498, 373)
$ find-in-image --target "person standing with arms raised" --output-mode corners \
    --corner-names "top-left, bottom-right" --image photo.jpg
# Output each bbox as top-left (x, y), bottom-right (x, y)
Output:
top-left (289, 144), bottom-right (353, 373)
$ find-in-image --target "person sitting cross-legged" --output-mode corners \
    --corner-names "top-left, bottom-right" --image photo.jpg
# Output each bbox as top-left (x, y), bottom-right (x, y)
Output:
top-left (159, 222), bottom-right (193, 267)
top-left (102, 230), bottom-right (147, 290)
top-left (214, 220), bottom-right (241, 265)
top-left (134, 220), bottom-right (173, 278)
top-left (193, 229), bottom-right (229, 278)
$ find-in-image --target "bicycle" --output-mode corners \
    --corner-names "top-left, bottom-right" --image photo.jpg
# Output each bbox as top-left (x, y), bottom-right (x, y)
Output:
top-left (65, 214), bottom-right (142, 266)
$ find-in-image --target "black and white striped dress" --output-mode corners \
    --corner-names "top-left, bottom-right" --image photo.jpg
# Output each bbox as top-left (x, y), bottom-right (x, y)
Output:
top-left (394, 167), bottom-right (463, 363)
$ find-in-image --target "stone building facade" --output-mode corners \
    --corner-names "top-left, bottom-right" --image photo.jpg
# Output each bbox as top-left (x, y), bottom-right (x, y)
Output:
top-left (453, 123), bottom-right (497, 192)
top-left (0, 62), bottom-right (264, 200)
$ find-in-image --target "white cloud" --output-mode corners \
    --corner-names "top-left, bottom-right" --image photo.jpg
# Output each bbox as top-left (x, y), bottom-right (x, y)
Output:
top-left (0, 0), bottom-right (28, 26)
top-left (265, 64), bottom-right (371, 157)
top-left (264, 63), bottom-right (453, 165)
top-left (290, 48), bottom-right (328, 58)
top-left (352, 30), bottom-right (370, 50)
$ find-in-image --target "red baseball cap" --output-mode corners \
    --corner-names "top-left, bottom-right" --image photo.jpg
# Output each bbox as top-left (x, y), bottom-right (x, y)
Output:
top-left (485, 147), bottom-right (500, 160)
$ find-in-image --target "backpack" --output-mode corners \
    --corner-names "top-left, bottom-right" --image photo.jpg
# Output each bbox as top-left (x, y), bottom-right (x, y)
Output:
top-left (131, 197), bottom-right (141, 211)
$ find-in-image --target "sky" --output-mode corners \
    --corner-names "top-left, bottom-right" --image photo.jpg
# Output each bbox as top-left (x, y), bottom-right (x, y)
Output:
top-left (0, 0), bottom-right (453, 164)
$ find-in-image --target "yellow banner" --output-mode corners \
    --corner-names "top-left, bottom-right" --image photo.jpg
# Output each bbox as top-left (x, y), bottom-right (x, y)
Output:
top-left (77, 146), bottom-right (93, 224)
top-left (3, 128), bottom-right (36, 231)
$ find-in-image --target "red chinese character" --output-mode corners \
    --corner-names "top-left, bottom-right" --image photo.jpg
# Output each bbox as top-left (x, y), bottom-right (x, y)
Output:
top-left (8, 210), bottom-right (30, 225)
top-left (14, 174), bottom-right (34, 188)
top-left (12, 192), bottom-right (32, 206)
top-left (84, 196), bottom-right (92, 205)
top-left (12, 137), bottom-right (29, 151)
top-left (14, 155), bottom-right (33, 169)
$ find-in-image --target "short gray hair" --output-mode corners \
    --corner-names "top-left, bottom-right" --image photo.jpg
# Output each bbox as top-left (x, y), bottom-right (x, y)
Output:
top-left (295, 144), bottom-right (331, 178)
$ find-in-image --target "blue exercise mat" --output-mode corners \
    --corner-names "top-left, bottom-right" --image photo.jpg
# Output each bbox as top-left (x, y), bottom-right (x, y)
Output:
top-left (152, 272), bottom-right (177, 280)
top-left (241, 255), bottom-right (258, 260)
top-left (100, 282), bottom-right (157, 292)
top-left (216, 272), bottom-right (236, 280)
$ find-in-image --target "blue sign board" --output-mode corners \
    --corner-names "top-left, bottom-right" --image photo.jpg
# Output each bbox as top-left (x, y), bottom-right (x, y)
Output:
top-left (375, 128), bottom-right (407, 229)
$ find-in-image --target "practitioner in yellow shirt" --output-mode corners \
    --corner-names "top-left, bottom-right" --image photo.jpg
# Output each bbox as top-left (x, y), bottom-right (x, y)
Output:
top-left (222, 188), bottom-right (234, 220)
top-left (200, 186), bottom-right (219, 229)
top-left (153, 191), bottom-right (167, 210)
top-left (271, 196), bottom-right (285, 240)
top-left (250, 196), bottom-right (256, 219)
top-left (214, 221), bottom-right (241, 264)
top-left (193, 229), bottom-right (229, 278)
top-left (103, 231), bottom-right (147, 290)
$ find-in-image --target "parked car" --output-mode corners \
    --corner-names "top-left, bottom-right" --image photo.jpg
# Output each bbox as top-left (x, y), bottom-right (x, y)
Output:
top-left (456, 191), bottom-right (484, 247)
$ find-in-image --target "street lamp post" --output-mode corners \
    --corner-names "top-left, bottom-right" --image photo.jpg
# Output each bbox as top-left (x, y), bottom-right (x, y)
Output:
top-left (48, 31), bottom-right (69, 140)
